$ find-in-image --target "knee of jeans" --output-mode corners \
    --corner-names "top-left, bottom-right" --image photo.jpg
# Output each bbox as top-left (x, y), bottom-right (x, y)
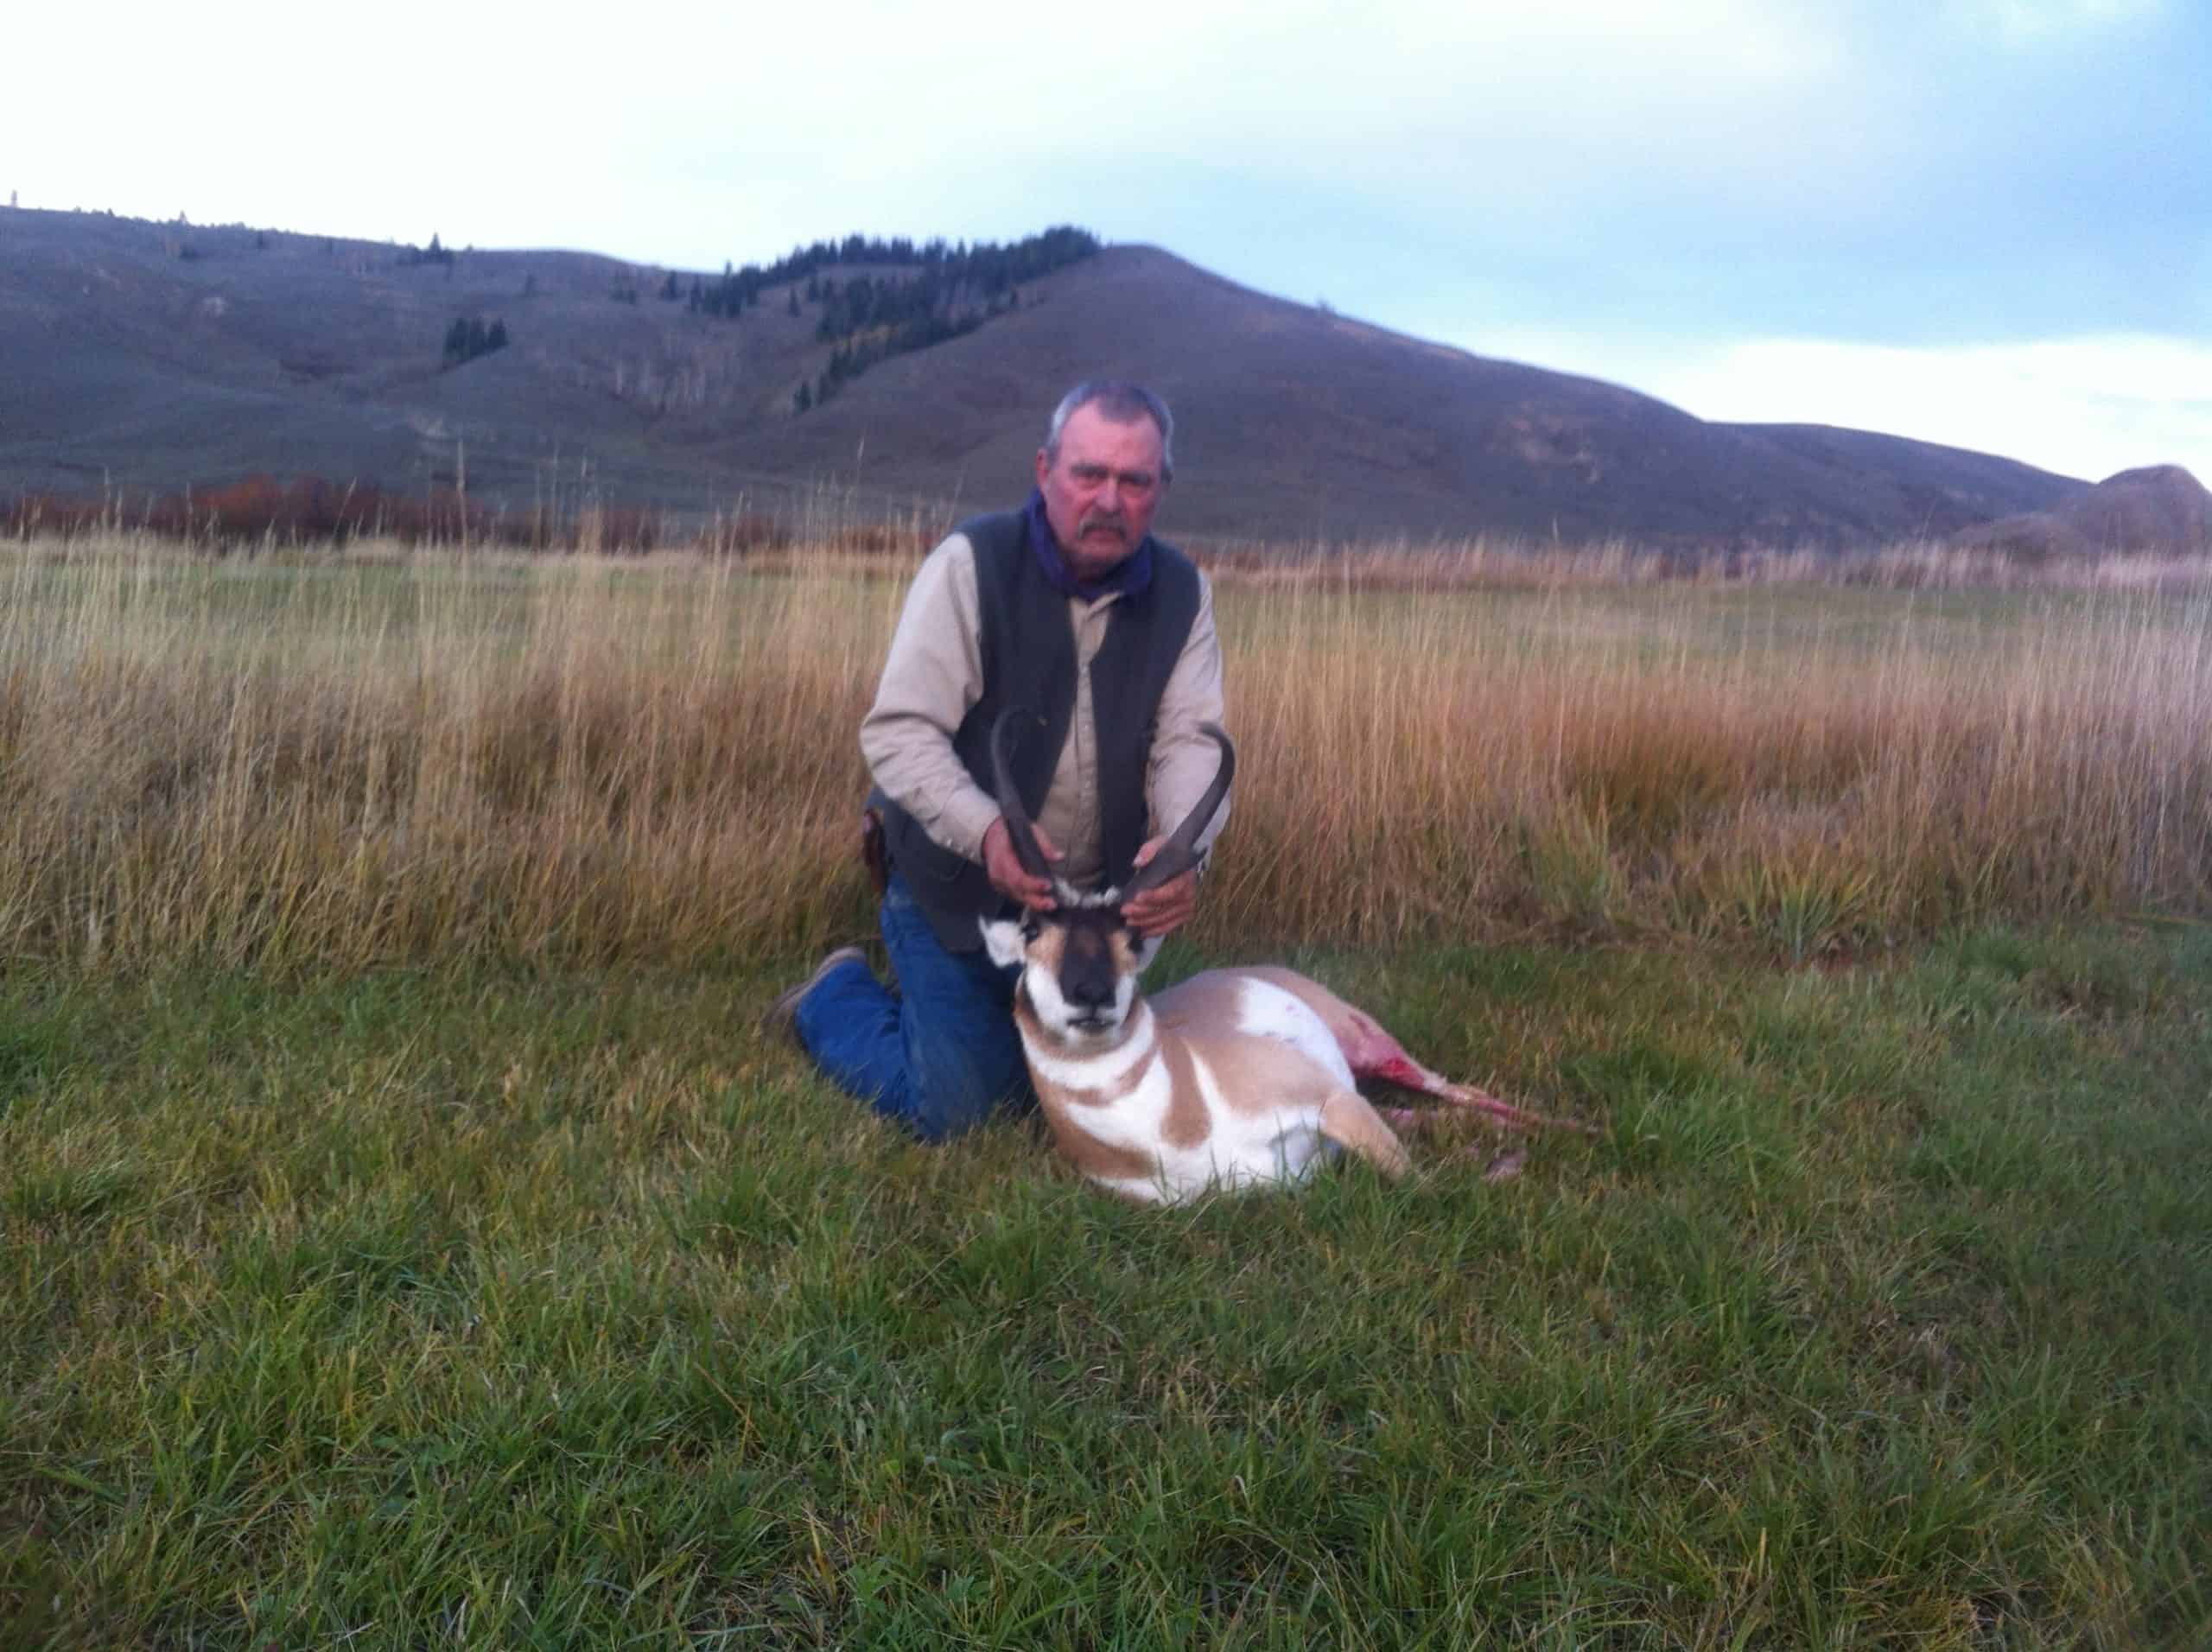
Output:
top-left (906, 1033), bottom-right (1028, 1142)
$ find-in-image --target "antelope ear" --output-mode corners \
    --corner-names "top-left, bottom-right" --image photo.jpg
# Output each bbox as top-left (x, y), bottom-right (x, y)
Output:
top-left (978, 916), bottom-right (1028, 969)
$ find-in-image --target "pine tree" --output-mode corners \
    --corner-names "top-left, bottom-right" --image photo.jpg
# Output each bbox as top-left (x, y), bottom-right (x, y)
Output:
top-left (794, 383), bottom-right (812, 413)
top-left (487, 319), bottom-right (508, 352)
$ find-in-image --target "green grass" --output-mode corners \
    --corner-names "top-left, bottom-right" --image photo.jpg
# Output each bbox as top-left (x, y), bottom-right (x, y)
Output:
top-left (5, 924), bottom-right (2207, 1647)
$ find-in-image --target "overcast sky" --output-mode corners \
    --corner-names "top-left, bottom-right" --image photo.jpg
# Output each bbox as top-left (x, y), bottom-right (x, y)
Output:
top-left (10, 0), bottom-right (2207, 484)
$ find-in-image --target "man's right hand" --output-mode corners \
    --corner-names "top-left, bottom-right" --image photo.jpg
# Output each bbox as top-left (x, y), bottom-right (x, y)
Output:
top-left (982, 816), bottom-right (1061, 911)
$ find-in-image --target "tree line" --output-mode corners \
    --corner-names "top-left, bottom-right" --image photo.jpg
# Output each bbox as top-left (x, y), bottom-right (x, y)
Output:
top-left (684, 225), bottom-right (1097, 321)
top-left (782, 226), bottom-right (1099, 412)
top-left (442, 315), bottom-right (508, 369)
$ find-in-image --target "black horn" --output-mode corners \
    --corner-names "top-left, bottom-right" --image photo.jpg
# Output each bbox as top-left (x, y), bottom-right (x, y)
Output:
top-left (1122, 723), bottom-right (1234, 897)
top-left (989, 708), bottom-right (1053, 882)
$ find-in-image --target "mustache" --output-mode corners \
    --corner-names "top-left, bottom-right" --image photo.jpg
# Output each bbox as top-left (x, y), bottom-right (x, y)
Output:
top-left (1077, 511), bottom-right (1128, 537)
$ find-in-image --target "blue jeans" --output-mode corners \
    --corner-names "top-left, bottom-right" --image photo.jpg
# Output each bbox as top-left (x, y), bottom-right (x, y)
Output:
top-left (792, 874), bottom-right (1036, 1141)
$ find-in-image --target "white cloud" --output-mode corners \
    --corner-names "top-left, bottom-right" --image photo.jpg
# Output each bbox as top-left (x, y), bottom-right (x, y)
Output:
top-left (1948, 0), bottom-right (2164, 46)
top-left (2, 0), bottom-right (1854, 259)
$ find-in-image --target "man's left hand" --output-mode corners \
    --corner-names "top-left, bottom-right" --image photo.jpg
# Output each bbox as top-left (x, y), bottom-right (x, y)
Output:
top-left (1122, 836), bottom-right (1199, 938)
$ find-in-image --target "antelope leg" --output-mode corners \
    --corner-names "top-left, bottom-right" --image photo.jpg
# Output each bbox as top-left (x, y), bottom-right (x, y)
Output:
top-left (1317, 1091), bottom-right (1414, 1180)
top-left (1338, 1011), bottom-right (1596, 1135)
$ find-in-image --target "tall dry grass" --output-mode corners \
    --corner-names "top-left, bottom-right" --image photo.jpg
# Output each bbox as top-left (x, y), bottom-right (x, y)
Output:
top-left (3, 531), bottom-right (2209, 972)
top-left (1222, 578), bottom-right (2212, 953)
top-left (1200, 531), bottom-right (2212, 594)
top-left (0, 540), bottom-right (902, 971)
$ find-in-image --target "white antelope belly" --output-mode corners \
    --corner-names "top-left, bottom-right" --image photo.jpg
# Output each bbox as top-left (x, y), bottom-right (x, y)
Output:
top-left (1101, 977), bottom-right (1352, 1203)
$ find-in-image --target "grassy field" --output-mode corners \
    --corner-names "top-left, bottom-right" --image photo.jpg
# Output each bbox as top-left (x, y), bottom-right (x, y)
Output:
top-left (4, 537), bottom-right (2210, 969)
top-left (3, 535), bottom-right (2209, 1646)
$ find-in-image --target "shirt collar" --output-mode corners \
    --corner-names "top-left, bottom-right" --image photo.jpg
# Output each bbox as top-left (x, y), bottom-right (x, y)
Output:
top-left (1024, 487), bottom-right (1153, 603)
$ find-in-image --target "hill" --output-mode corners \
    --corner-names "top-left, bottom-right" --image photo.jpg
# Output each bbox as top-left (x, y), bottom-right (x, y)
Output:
top-left (1952, 465), bottom-right (2212, 559)
top-left (1, 206), bottom-right (2089, 546)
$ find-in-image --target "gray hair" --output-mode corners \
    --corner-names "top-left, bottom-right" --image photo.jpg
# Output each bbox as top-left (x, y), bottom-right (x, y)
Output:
top-left (1043, 381), bottom-right (1176, 484)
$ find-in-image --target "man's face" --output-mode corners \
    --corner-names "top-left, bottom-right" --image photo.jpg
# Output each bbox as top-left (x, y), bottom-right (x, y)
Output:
top-left (1033, 403), bottom-right (1167, 581)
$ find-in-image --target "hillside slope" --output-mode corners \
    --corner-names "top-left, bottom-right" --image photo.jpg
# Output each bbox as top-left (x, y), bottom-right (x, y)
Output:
top-left (719, 247), bottom-right (2086, 543)
top-left (1953, 465), bottom-right (2212, 557)
top-left (1, 207), bottom-right (2087, 545)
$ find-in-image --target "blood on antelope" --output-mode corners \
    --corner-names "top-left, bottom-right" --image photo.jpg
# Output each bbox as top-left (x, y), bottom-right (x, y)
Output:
top-left (980, 710), bottom-right (1588, 1204)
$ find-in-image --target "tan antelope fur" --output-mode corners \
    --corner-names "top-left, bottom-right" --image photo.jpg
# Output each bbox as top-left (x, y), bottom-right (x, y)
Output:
top-left (982, 714), bottom-right (1582, 1204)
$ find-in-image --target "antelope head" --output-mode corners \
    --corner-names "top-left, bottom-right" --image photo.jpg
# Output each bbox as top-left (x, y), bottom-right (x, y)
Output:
top-left (979, 710), bottom-right (1234, 1046)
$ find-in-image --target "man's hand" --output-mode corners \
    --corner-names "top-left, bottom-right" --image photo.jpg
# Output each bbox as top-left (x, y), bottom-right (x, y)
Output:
top-left (1122, 836), bottom-right (1199, 938)
top-left (982, 816), bottom-right (1062, 911)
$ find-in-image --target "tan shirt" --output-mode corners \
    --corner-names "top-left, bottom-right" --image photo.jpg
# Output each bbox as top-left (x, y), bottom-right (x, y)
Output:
top-left (861, 530), bottom-right (1230, 888)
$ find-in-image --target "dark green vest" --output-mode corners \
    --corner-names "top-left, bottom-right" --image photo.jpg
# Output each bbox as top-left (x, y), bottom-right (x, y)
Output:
top-left (872, 510), bottom-right (1203, 951)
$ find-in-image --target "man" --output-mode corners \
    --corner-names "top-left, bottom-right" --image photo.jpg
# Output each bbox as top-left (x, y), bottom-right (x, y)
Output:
top-left (778, 381), bottom-right (1230, 1140)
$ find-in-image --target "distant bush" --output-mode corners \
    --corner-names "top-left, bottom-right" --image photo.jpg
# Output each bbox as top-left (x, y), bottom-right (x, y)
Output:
top-left (1, 477), bottom-right (929, 556)
top-left (4, 477), bottom-right (471, 546)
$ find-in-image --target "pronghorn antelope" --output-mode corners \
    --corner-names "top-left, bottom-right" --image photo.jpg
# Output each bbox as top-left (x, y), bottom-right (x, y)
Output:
top-left (981, 712), bottom-right (1586, 1204)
